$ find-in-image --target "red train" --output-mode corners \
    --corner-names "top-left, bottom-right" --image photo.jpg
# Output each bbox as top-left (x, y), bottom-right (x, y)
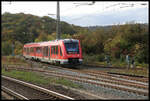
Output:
top-left (23, 39), bottom-right (83, 65)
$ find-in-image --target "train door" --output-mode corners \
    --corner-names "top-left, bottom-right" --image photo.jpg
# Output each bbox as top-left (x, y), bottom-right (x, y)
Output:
top-left (34, 47), bottom-right (36, 57)
top-left (55, 46), bottom-right (58, 59)
top-left (43, 46), bottom-right (48, 59)
top-left (51, 46), bottom-right (54, 59)
top-left (48, 46), bottom-right (50, 60)
top-left (59, 45), bottom-right (63, 59)
top-left (42, 47), bottom-right (44, 59)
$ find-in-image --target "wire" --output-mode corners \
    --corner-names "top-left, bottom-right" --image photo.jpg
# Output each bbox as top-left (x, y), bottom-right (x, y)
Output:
top-left (61, 6), bottom-right (78, 15)
top-left (60, 2), bottom-right (95, 16)
top-left (73, 1), bottom-right (95, 7)
top-left (65, 2), bottom-right (148, 22)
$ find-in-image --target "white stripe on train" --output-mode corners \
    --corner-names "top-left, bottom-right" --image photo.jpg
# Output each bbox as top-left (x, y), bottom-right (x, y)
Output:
top-left (23, 55), bottom-right (82, 64)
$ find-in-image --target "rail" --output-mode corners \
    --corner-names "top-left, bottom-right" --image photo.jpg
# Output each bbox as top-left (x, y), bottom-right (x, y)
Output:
top-left (2, 75), bottom-right (74, 100)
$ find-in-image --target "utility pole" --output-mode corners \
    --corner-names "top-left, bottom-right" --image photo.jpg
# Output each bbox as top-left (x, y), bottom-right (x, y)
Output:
top-left (56, 1), bottom-right (60, 39)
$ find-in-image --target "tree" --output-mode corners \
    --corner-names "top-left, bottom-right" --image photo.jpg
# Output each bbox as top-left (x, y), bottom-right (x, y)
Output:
top-left (14, 41), bottom-right (23, 55)
top-left (2, 41), bottom-right (12, 56)
top-left (35, 33), bottom-right (48, 42)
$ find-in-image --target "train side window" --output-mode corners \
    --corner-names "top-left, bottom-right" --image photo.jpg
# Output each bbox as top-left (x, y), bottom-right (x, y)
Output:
top-left (36, 47), bottom-right (37, 53)
top-left (40, 47), bottom-right (42, 53)
top-left (49, 47), bottom-right (50, 56)
top-left (36, 47), bottom-right (38, 53)
top-left (29, 48), bottom-right (30, 54)
top-left (29, 47), bottom-right (31, 54)
top-left (51, 46), bottom-right (53, 55)
top-left (51, 47), bottom-right (52, 55)
top-left (60, 47), bottom-right (62, 56)
top-left (31, 47), bottom-right (33, 53)
top-left (54, 46), bottom-right (55, 55)
top-left (43, 46), bottom-right (48, 56)
top-left (56, 46), bottom-right (58, 55)
top-left (26, 48), bottom-right (28, 54)
top-left (33, 47), bottom-right (35, 53)
top-left (53, 46), bottom-right (54, 55)
top-left (29, 48), bottom-right (31, 54)
top-left (36, 47), bottom-right (41, 53)
top-left (33, 47), bottom-right (34, 53)
top-left (46, 46), bottom-right (48, 56)
top-left (32, 47), bottom-right (34, 53)
top-left (27, 48), bottom-right (29, 55)
top-left (43, 47), bottom-right (45, 56)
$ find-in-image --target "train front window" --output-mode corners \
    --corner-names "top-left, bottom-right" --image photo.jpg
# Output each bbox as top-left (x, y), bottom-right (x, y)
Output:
top-left (64, 42), bottom-right (79, 54)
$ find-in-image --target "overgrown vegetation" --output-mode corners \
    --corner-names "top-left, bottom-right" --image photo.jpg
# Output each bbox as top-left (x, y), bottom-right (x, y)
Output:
top-left (2, 12), bottom-right (149, 68)
top-left (2, 68), bottom-right (82, 89)
top-left (2, 56), bottom-right (28, 66)
top-left (108, 68), bottom-right (149, 77)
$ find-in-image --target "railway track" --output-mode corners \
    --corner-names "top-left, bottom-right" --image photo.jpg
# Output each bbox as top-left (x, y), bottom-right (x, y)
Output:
top-left (35, 63), bottom-right (148, 86)
top-left (17, 56), bottom-right (149, 81)
top-left (82, 69), bottom-right (148, 83)
top-left (2, 86), bottom-right (29, 100)
top-left (41, 66), bottom-right (148, 89)
top-left (2, 75), bottom-right (74, 100)
top-left (3, 62), bottom-right (148, 84)
top-left (3, 66), bottom-right (149, 96)
top-left (3, 56), bottom-right (148, 98)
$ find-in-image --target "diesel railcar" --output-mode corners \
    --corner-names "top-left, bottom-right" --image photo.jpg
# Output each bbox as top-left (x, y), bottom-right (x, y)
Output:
top-left (23, 39), bottom-right (83, 65)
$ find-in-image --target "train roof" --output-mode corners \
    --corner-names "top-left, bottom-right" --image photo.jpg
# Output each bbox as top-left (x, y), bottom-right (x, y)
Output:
top-left (24, 39), bottom-right (79, 47)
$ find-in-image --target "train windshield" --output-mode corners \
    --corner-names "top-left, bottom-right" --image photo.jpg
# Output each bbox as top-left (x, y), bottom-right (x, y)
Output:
top-left (64, 42), bottom-right (79, 54)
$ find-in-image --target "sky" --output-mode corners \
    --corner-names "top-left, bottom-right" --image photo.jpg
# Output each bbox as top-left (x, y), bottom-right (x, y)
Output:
top-left (1, 1), bottom-right (149, 27)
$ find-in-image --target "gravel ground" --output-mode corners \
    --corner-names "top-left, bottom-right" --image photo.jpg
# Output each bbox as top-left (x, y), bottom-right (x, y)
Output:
top-left (37, 83), bottom-right (100, 99)
top-left (38, 66), bottom-right (149, 99)
top-left (5, 60), bottom-right (148, 100)
top-left (45, 66), bottom-right (148, 91)
top-left (46, 66), bottom-right (148, 85)
top-left (40, 72), bottom-right (148, 100)
top-left (71, 80), bottom-right (148, 100)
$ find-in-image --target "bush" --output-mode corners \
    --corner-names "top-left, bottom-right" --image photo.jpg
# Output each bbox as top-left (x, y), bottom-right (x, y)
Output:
top-left (97, 53), bottom-right (105, 61)
top-left (83, 54), bottom-right (105, 64)
top-left (2, 41), bottom-right (12, 56)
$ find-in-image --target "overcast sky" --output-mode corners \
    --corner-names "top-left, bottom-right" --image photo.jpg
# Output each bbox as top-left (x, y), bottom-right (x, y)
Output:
top-left (2, 1), bottom-right (149, 26)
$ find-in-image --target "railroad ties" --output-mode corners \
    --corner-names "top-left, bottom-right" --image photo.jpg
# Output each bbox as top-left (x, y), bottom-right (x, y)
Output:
top-left (3, 65), bottom-right (149, 97)
top-left (2, 75), bottom-right (74, 100)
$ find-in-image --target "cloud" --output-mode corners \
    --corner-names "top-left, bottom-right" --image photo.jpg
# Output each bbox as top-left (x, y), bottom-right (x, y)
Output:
top-left (61, 7), bottom-right (148, 26)
top-left (2, 1), bottom-right (148, 26)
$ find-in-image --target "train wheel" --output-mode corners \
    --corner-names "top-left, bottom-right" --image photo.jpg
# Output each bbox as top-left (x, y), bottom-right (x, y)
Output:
top-left (56, 61), bottom-right (60, 66)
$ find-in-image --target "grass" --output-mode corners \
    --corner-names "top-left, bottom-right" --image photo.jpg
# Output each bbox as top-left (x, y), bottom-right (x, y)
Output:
top-left (2, 68), bottom-right (83, 89)
top-left (2, 68), bottom-right (50, 85)
top-left (82, 54), bottom-right (149, 77)
top-left (2, 55), bottom-right (148, 85)
top-left (2, 56), bottom-right (83, 89)
top-left (83, 54), bottom-right (149, 68)
top-left (109, 68), bottom-right (149, 77)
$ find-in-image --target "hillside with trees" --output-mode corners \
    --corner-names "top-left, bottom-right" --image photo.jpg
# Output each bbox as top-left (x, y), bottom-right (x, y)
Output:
top-left (2, 12), bottom-right (149, 66)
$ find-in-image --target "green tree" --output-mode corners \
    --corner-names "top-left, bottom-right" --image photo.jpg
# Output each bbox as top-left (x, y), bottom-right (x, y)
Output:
top-left (2, 41), bottom-right (12, 56)
top-left (14, 41), bottom-right (23, 55)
